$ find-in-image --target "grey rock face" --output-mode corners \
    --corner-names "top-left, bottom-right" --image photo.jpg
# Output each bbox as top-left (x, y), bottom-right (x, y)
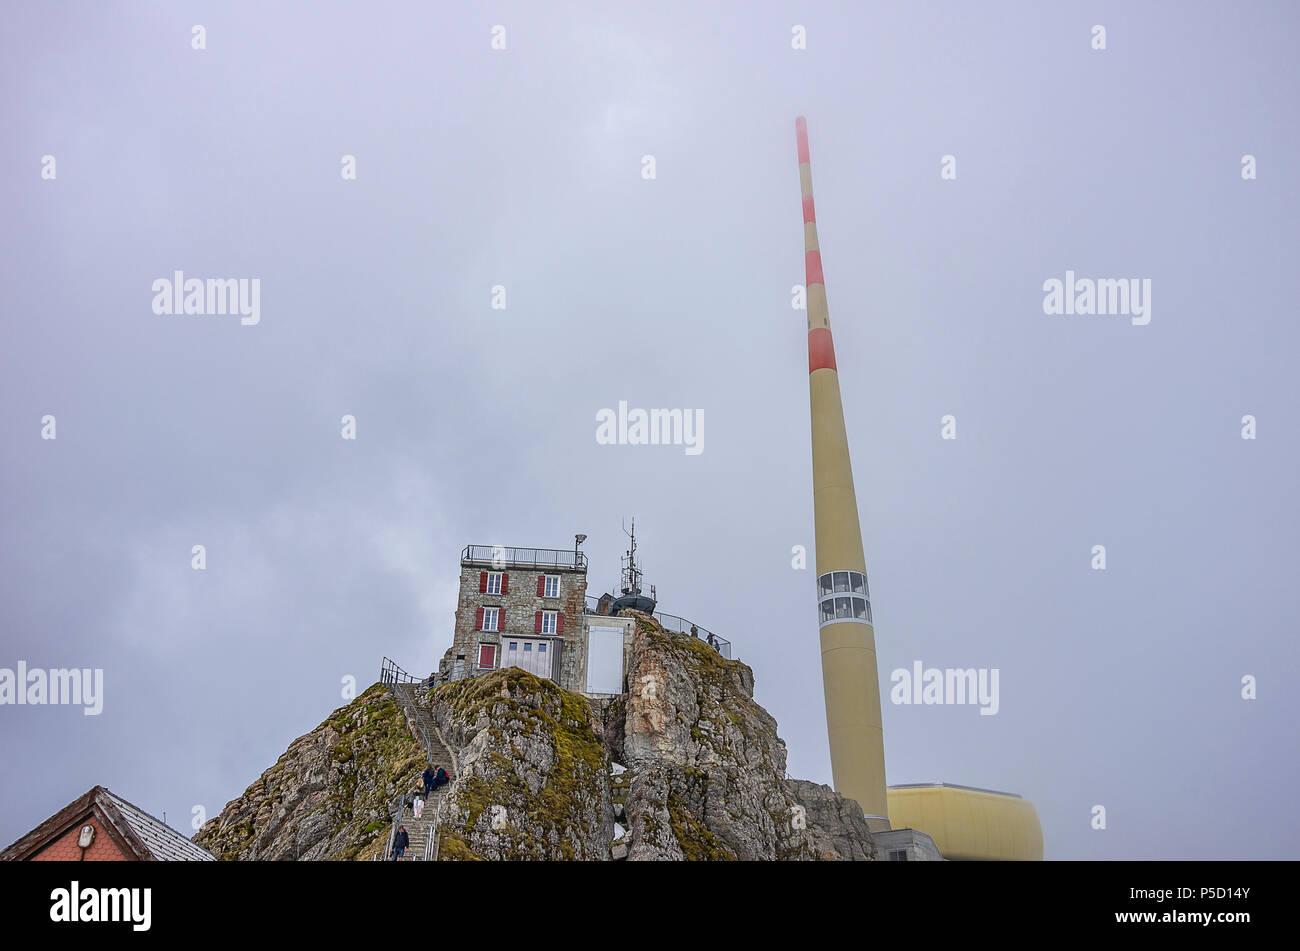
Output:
top-left (426, 668), bottom-right (614, 860)
top-left (197, 614), bottom-right (874, 862)
top-left (610, 612), bottom-right (873, 861)
top-left (195, 684), bottom-right (425, 861)
top-left (784, 779), bottom-right (874, 861)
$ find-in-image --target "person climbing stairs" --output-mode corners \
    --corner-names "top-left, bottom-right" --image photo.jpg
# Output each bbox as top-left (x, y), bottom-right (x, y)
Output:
top-left (388, 682), bottom-right (456, 861)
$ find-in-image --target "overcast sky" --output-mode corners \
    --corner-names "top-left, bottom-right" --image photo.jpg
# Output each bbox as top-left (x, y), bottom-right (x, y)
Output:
top-left (2, 1), bottom-right (1297, 860)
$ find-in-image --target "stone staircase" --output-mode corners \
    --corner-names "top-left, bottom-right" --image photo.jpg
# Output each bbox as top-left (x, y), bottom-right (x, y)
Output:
top-left (392, 794), bottom-right (441, 861)
top-left (389, 682), bottom-right (456, 861)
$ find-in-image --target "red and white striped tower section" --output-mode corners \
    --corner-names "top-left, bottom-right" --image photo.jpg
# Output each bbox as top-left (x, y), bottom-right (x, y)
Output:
top-left (796, 116), bottom-right (890, 831)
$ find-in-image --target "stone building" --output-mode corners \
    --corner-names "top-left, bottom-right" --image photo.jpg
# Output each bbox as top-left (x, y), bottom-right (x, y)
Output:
top-left (439, 544), bottom-right (593, 693)
top-left (437, 539), bottom-right (720, 698)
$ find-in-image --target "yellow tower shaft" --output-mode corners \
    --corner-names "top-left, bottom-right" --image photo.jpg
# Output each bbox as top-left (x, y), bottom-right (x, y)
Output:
top-left (797, 117), bottom-right (889, 831)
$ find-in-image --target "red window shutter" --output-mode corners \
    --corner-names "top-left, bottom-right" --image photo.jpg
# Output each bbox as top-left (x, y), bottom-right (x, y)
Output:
top-left (479, 572), bottom-right (487, 593)
top-left (475, 607), bottom-right (484, 630)
top-left (496, 608), bottom-right (505, 632)
top-left (501, 573), bottom-right (509, 594)
top-left (479, 644), bottom-right (495, 669)
top-left (534, 611), bottom-right (542, 634)
top-left (557, 612), bottom-right (565, 634)
top-left (537, 575), bottom-right (545, 596)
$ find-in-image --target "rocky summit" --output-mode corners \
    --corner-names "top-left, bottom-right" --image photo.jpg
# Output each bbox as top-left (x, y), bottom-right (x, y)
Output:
top-left (197, 612), bottom-right (875, 860)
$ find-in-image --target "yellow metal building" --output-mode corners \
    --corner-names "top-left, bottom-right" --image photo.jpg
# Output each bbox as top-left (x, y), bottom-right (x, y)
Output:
top-left (887, 783), bottom-right (1044, 861)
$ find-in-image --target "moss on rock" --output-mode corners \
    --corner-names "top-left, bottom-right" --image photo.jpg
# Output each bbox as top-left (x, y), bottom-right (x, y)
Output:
top-left (195, 682), bottom-right (425, 861)
top-left (428, 667), bottom-right (612, 861)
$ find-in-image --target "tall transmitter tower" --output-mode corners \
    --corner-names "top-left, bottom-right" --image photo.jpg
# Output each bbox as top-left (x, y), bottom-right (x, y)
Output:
top-left (796, 117), bottom-right (890, 832)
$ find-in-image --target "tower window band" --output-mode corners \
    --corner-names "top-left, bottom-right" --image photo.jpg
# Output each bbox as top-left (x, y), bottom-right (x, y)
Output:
top-left (816, 571), bottom-right (871, 626)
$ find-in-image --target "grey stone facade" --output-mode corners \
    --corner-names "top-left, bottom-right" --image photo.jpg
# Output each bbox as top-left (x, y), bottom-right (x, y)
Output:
top-left (439, 548), bottom-right (588, 692)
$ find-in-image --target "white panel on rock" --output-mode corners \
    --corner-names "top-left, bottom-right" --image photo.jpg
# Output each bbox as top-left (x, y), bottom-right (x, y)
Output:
top-left (586, 625), bottom-right (625, 694)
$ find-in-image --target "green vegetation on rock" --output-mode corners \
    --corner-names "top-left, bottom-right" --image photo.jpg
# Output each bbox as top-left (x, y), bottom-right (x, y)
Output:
top-left (430, 667), bottom-right (611, 861)
top-left (195, 682), bottom-right (425, 861)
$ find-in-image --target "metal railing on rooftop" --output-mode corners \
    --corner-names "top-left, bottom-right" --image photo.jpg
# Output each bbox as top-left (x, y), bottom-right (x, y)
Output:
top-left (462, 545), bottom-right (588, 570)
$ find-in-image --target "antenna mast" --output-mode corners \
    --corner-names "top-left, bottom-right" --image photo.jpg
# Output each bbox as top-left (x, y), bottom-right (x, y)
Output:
top-left (613, 517), bottom-right (656, 613)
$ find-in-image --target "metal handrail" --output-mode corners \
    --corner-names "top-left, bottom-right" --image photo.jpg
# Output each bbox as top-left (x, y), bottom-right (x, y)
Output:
top-left (379, 659), bottom-right (447, 861)
top-left (381, 656), bottom-right (422, 690)
top-left (653, 611), bottom-right (732, 659)
top-left (382, 790), bottom-right (413, 861)
top-left (582, 598), bottom-right (732, 659)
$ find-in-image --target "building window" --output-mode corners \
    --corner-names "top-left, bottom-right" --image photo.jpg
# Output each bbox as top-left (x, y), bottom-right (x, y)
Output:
top-left (478, 644), bottom-right (497, 669)
top-left (544, 575), bottom-right (560, 598)
top-left (482, 607), bottom-right (499, 632)
top-left (486, 572), bottom-right (503, 595)
top-left (541, 611), bottom-right (557, 634)
top-left (889, 849), bottom-right (908, 862)
top-left (819, 599), bottom-right (835, 624)
top-left (537, 643), bottom-right (547, 652)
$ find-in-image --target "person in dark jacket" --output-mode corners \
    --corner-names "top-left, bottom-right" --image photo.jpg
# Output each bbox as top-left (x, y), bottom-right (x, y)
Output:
top-left (433, 766), bottom-right (450, 789)
top-left (422, 765), bottom-right (437, 798)
top-left (393, 825), bottom-right (409, 861)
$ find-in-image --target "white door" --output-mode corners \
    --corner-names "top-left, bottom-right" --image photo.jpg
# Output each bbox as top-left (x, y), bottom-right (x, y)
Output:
top-left (528, 640), bottom-right (552, 679)
top-left (502, 639), bottom-right (553, 680)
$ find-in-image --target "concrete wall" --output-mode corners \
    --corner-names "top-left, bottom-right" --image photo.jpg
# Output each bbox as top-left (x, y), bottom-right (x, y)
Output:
top-left (872, 827), bottom-right (945, 861)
